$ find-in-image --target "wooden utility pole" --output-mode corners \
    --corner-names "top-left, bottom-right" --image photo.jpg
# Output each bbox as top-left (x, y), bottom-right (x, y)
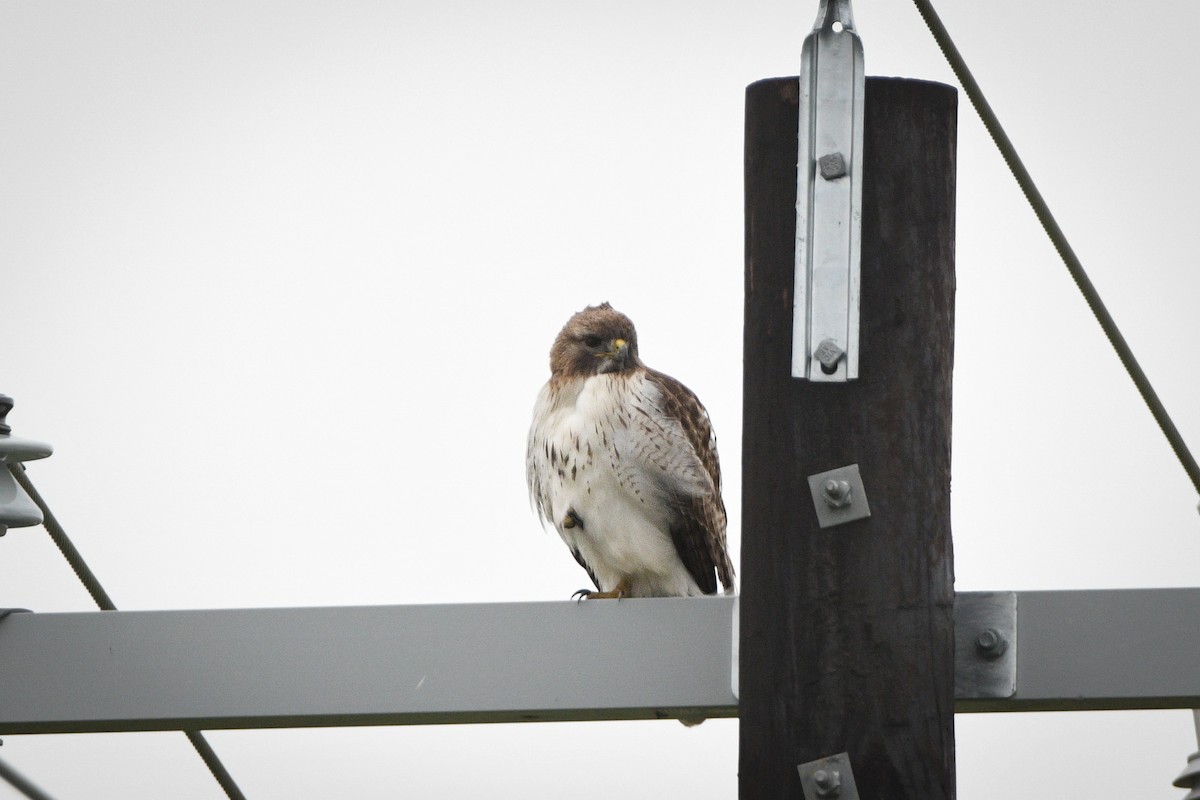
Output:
top-left (740, 77), bottom-right (958, 799)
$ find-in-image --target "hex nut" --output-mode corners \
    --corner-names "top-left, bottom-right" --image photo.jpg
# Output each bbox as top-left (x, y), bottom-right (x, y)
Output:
top-left (818, 152), bottom-right (848, 180)
top-left (813, 768), bottom-right (842, 797)
top-left (822, 479), bottom-right (853, 509)
top-left (975, 627), bottom-right (1008, 660)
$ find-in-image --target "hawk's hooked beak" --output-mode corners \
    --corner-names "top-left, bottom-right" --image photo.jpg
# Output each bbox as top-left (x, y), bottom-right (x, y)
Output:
top-left (596, 338), bottom-right (630, 373)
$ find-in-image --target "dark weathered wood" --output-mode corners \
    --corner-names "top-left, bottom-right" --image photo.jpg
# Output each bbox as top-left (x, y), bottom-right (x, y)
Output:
top-left (740, 77), bottom-right (958, 799)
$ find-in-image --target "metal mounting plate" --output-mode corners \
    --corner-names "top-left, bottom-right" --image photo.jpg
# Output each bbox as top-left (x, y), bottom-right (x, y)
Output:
top-left (798, 752), bottom-right (860, 800)
top-left (807, 464), bottom-right (870, 528)
top-left (954, 591), bottom-right (1017, 700)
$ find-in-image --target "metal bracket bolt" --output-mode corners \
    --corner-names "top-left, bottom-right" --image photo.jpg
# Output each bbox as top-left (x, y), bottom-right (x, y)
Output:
top-left (818, 152), bottom-right (848, 180)
top-left (799, 753), bottom-right (859, 800)
top-left (807, 464), bottom-right (871, 529)
top-left (821, 479), bottom-right (852, 508)
top-left (813, 338), bottom-right (846, 373)
top-left (975, 627), bottom-right (1008, 660)
top-left (813, 768), bottom-right (842, 797)
top-left (954, 592), bottom-right (1017, 700)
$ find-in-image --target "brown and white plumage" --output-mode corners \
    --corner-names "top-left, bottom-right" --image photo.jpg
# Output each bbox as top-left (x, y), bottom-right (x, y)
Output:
top-left (526, 303), bottom-right (735, 598)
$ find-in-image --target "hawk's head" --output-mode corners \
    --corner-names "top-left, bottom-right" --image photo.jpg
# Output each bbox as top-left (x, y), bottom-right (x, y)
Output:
top-left (549, 302), bottom-right (640, 378)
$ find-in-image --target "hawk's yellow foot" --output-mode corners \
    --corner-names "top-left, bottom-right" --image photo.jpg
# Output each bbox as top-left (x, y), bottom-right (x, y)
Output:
top-left (572, 578), bottom-right (631, 601)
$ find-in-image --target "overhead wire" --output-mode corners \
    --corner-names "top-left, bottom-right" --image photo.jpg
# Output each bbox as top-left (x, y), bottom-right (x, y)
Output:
top-left (9, 464), bottom-right (114, 612)
top-left (7, 463), bottom-right (248, 800)
top-left (0, 754), bottom-right (57, 800)
top-left (910, 0), bottom-right (1200, 499)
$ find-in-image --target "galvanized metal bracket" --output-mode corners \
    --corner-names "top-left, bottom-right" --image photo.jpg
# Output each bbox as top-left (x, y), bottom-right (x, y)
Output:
top-left (798, 752), bottom-right (861, 800)
top-left (807, 464), bottom-right (870, 528)
top-left (954, 591), bottom-right (1017, 700)
top-left (793, 0), bottom-right (865, 382)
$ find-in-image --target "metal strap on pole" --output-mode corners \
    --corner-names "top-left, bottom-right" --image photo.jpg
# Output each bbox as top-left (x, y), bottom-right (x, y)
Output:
top-left (793, 0), bottom-right (865, 382)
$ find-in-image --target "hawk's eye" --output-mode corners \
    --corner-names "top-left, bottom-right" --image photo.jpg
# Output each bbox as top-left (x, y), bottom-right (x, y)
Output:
top-left (583, 335), bottom-right (602, 348)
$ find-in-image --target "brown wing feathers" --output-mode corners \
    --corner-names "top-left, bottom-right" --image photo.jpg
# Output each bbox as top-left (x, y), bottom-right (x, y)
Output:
top-left (645, 369), bottom-right (735, 594)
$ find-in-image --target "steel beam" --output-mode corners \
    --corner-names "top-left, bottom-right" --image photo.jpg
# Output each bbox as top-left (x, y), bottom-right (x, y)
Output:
top-left (0, 597), bottom-right (739, 734)
top-left (957, 588), bottom-right (1200, 713)
top-left (1, 589), bottom-right (1198, 734)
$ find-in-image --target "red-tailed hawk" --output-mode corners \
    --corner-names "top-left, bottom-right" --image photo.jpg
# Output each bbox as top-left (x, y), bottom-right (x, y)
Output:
top-left (527, 303), bottom-right (735, 599)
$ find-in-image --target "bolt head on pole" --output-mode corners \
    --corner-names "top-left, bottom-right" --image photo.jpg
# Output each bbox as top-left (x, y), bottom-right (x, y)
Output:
top-left (799, 753), bottom-right (859, 800)
top-left (974, 627), bottom-right (1008, 660)
top-left (818, 152), bottom-right (848, 181)
top-left (807, 464), bottom-right (871, 528)
top-left (813, 768), bottom-right (842, 796)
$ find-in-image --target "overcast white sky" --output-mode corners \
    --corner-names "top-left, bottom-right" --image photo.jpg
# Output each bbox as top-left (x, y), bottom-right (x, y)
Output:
top-left (3, 0), bottom-right (1200, 797)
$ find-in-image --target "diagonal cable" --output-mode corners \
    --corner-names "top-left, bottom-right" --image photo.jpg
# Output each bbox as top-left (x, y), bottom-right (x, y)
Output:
top-left (183, 732), bottom-right (247, 800)
top-left (911, 0), bottom-right (1200, 498)
top-left (8, 464), bottom-right (248, 800)
top-left (0, 755), bottom-right (57, 800)
top-left (9, 464), bottom-right (114, 611)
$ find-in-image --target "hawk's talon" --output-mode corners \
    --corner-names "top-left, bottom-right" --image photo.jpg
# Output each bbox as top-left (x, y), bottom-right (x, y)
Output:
top-left (571, 578), bottom-right (630, 601)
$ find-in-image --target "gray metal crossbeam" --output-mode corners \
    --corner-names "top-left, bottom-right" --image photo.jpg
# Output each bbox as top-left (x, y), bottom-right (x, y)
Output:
top-left (0, 597), bottom-right (739, 734)
top-left (0, 589), bottom-right (1197, 734)
top-left (957, 588), bottom-right (1200, 713)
